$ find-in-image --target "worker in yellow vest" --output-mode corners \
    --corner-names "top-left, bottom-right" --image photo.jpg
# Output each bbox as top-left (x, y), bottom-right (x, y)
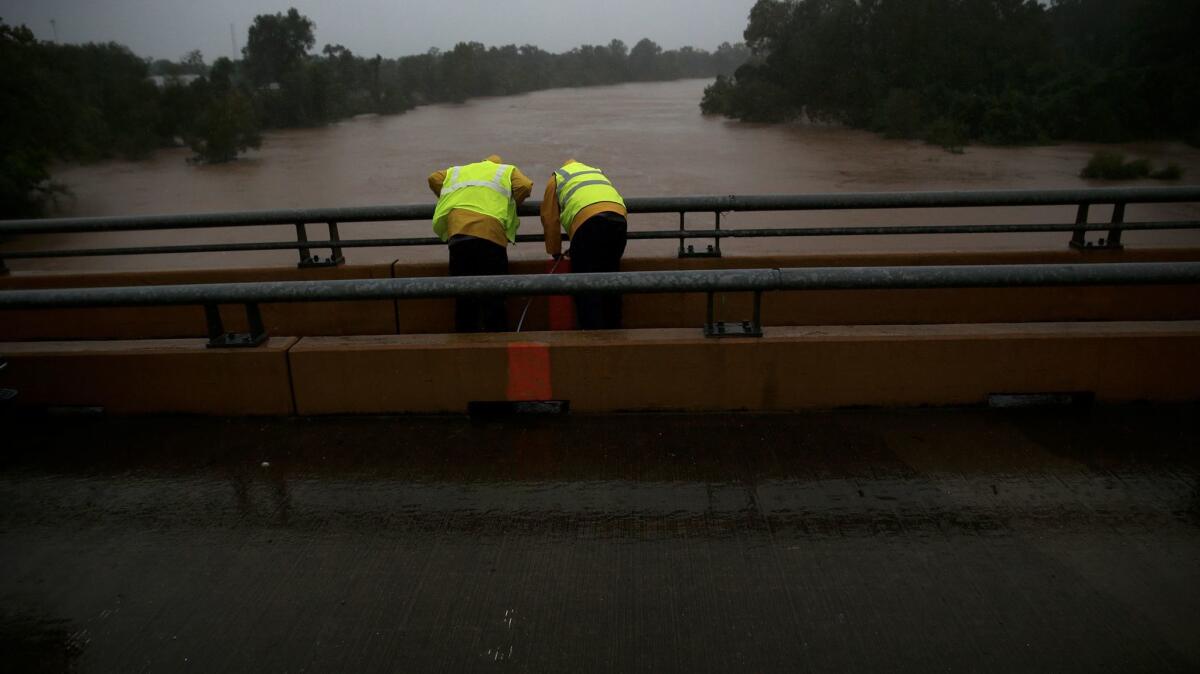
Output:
top-left (539, 159), bottom-right (628, 329)
top-left (429, 155), bottom-right (533, 332)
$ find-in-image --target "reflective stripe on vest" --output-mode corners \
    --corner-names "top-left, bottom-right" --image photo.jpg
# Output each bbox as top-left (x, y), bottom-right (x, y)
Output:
top-left (555, 162), bottom-right (625, 234)
top-left (554, 168), bottom-right (604, 196)
top-left (442, 164), bottom-right (513, 199)
top-left (432, 161), bottom-right (520, 243)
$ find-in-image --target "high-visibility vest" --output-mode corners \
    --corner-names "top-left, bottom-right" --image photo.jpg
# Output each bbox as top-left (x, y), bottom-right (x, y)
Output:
top-left (432, 160), bottom-right (520, 243)
top-left (554, 161), bottom-right (625, 233)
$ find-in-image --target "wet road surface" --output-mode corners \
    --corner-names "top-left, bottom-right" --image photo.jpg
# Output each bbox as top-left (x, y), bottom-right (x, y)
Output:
top-left (2, 406), bottom-right (1198, 672)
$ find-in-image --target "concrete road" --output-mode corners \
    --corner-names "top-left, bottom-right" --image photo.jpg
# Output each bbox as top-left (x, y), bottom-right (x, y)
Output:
top-left (1, 406), bottom-right (1198, 672)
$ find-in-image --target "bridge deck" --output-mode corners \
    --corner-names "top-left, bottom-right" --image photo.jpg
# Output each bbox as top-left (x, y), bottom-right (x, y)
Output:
top-left (2, 406), bottom-right (1198, 672)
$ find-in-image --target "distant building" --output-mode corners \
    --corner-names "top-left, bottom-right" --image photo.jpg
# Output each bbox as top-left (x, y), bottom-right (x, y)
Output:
top-left (148, 74), bottom-right (202, 89)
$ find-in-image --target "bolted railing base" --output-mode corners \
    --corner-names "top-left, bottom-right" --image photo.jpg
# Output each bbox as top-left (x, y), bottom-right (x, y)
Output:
top-left (206, 332), bottom-right (268, 348)
top-left (704, 290), bottom-right (762, 338)
top-left (298, 254), bottom-right (346, 268)
top-left (295, 222), bottom-right (346, 269)
top-left (1069, 239), bottom-right (1124, 251)
top-left (678, 211), bottom-right (723, 259)
top-left (204, 303), bottom-right (268, 348)
top-left (1069, 202), bottom-right (1126, 250)
top-left (680, 244), bottom-right (721, 259)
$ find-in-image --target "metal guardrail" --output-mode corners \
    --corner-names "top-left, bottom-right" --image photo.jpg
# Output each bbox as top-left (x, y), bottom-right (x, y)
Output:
top-left (2, 187), bottom-right (1198, 270)
top-left (3, 261), bottom-right (1199, 343)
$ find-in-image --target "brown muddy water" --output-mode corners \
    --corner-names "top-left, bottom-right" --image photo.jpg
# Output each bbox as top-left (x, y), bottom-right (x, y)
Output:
top-left (9, 79), bottom-right (1200, 271)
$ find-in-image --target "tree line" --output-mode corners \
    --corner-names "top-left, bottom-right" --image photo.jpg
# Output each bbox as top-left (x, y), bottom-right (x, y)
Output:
top-left (700, 0), bottom-right (1200, 151)
top-left (1, 8), bottom-right (749, 218)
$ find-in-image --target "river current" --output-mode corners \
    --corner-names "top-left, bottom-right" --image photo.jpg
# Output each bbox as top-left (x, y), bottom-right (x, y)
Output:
top-left (12, 79), bottom-right (1200, 270)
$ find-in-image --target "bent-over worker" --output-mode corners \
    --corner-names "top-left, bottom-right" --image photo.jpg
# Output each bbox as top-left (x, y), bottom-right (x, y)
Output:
top-left (429, 154), bottom-right (533, 332)
top-left (539, 159), bottom-right (628, 329)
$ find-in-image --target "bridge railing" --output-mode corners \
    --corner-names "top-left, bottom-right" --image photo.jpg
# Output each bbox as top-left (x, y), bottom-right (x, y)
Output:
top-left (2, 187), bottom-right (1199, 271)
top-left (3, 261), bottom-right (1199, 344)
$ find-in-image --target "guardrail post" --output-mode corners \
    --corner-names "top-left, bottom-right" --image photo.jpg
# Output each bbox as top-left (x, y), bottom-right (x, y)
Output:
top-left (1069, 203), bottom-right (1090, 249)
top-left (677, 212), bottom-right (686, 258)
top-left (295, 221), bottom-right (344, 268)
top-left (714, 211), bottom-right (723, 257)
top-left (326, 221), bottom-right (345, 266)
top-left (245, 303), bottom-right (267, 344)
top-left (704, 290), bottom-right (763, 338)
top-left (204, 304), bottom-right (222, 341)
top-left (295, 223), bottom-right (314, 266)
top-left (204, 303), bottom-right (269, 348)
top-left (678, 211), bottom-right (721, 259)
top-left (1106, 203), bottom-right (1126, 249)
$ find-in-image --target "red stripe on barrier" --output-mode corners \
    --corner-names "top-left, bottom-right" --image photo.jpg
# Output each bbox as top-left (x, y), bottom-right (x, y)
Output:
top-left (547, 257), bottom-right (575, 330)
top-left (506, 342), bottom-right (552, 401)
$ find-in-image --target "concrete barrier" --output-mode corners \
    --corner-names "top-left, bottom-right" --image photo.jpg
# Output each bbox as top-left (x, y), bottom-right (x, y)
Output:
top-left (0, 337), bottom-right (298, 414)
top-left (288, 333), bottom-right (509, 414)
top-left (287, 322), bottom-right (1200, 414)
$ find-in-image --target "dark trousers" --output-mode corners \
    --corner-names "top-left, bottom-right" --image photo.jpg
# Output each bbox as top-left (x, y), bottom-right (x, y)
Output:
top-left (569, 213), bottom-right (628, 330)
top-left (448, 235), bottom-right (508, 332)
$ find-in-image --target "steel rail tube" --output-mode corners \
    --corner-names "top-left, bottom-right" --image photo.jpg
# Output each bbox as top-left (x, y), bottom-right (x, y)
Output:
top-left (2, 262), bottom-right (1198, 309)
top-left (0, 237), bottom-right (446, 259)
top-left (773, 262), bottom-right (1200, 290)
top-left (4, 221), bottom-right (1199, 260)
top-left (0, 206), bottom-right (436, 235)
top-left (658, 220), bottom-right (1200, 239)
top-left (622, 187), bottom-right (1200, 214)
top-left (2, 187), bottom-right (1198, 235)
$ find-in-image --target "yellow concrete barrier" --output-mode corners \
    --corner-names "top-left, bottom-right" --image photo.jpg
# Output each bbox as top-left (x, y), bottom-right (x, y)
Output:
top-left (288, 334), bottom-right (508, 414)
top-left (287, 322), bottom-right (1200, 414)
top-left (1, 337), bottom-right (298, 414)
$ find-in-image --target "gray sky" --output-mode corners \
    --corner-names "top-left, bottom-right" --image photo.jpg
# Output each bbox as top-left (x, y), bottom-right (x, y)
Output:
top-left (0, 0), bottom-right (758, 61)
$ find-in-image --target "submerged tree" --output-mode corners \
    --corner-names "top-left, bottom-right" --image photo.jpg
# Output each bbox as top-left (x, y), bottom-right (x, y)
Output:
top-left (187, 74), bottom-right (261, 164)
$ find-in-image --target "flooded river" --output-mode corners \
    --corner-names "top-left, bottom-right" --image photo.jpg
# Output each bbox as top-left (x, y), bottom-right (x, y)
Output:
top-left (10, 79), bottom-right (1200, 271)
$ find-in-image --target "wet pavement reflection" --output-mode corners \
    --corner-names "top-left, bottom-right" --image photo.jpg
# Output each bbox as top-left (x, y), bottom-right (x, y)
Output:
top-left (1, 407), bottom-right (1198, 672)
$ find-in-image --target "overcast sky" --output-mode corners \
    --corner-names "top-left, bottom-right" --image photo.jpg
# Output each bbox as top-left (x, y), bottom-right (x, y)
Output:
top-left (0, 0), bottom-right (758, 61)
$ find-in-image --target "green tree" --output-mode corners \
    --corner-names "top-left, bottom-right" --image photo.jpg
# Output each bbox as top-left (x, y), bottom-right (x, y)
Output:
top-left (180, 49), bottom-right (206, 75)
top-left (700, 74), bottom-right (735, 115)
top-left (629, 38), bottom-right (662, 80)
top-left (208, 57), bottom-right (236, 92)
top-left (188, 89), bottom-right (261, 163)
top-left (704, 0), bottom-right (1197, 147)
top-left (243, 7), bottom-right (315, 85)
top-left (0, 21), bottom-right (71, 216)
top-left (713, 42), bottom-right (750, 77)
